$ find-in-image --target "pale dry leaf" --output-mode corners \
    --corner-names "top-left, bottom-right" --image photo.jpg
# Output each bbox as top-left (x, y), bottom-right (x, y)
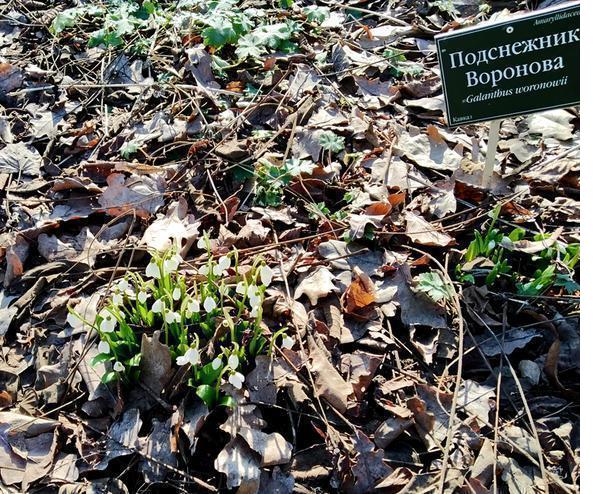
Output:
top-left (367, 155), bottom-right (430, 191)
top-left (405, 211), bottom-right (452, 247)
top-left (307, 335), bottom-right (353, 412)
top-left (215, 437), bottom-right (261, 493)
top-left (396, 131), bottom-right (462, 171)
top-left (98, 173), bottom-right (165, 219)
top-left (140, 331), bottom-right (173, 394)
top-left (140, 197), bottom-right (200, 256)
top-left (0, 142), bottom-right (42, 177)
top-left (294, 266), bottom-right (339, 305)
top-left (238, 427), bottom-right (293, 467)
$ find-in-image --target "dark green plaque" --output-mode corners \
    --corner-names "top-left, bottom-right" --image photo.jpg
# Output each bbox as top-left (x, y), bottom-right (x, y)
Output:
top-left (435, 2), bottom-right (579, 127)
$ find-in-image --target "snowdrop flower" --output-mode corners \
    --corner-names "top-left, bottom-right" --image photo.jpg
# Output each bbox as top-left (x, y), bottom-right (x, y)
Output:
top-left (113, 361), bottom-right (125, 372)
top-left (176, 347), bottom-right (200, 366)
top-left (228, 354), bottom-right (239, 370)
top-left (236, 282), bottom-right (246, 295)
top-left (198, 265), bottom-right (209, 276)
top-left (66, 312), bottom-right (80, 328)
top-left (281, 335), bottom-right (294, 350)
top-left (260, 265), bottom-right (273, 287)
top-left (151, 299), bottom-right (164, 313)
top-left (117, 279), bottom-right (131, 292)
top-left (112, 293), bottom-right (123, 306)
top-left (187, 298), bottom-right (200, 313)
top-left (98, 340), bottom-right (110, 355)
top-left (250, 305), bottom-right (259, 318)
top-left (165, 310), bottom-right (181, 324)
top-left (228, 371), bottom-right (245, 390)
top-left (172, 287), bottom-right (181, 301)
top-left (145, 262), bottom-right (161, 279)
top-left (203, 296), bottom-right (217, 313)
top-left (211, 357), bottom-right (223, 370)
top-left (247, 284), bottom-right (259, 300)
top-left (164, 254), bottom-right (183, 274)
top-left (213, 256), bottom-right (231, 276)
top-left (137, 292), bottom-right (149, 304)
top-left (99, 312), bottom-right (116, 333)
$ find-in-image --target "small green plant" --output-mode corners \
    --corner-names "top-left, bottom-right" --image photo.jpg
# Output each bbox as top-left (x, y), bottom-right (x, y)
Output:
top-left (67, 240), bottom-right (291, 407)
top-left (303, 6), bottom-right (331, 24)
top-left (253, 157), bottom-right (316, 207)
top-left (414, 271), bottom-right (453, 303)
top-left (456, 206), bottom-right (580, 295)
top-left (383, 48), bottom-right (424, 78)
top-left (458, 206), bottom-right (514, 285)
top-left (318, 131), bottom-right (345, 154)
top-left (307, 201), bottom-right (348, 222)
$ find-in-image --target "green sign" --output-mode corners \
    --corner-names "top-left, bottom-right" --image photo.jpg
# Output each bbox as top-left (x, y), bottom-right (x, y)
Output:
top-left (435, 2), bottom-right (579, 127)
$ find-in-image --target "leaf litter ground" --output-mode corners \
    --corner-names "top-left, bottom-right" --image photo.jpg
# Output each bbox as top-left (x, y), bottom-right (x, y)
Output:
top-left (0, 0), bottom-right (579, 493)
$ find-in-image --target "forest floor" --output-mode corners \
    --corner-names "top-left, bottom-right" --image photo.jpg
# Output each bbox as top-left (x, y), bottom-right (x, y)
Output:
top-left (0, 1), bottom-right (579, 493)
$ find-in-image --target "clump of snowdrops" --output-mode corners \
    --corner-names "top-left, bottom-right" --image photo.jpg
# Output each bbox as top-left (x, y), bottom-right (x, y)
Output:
top-left (67, 238), bottom-right (293, 407)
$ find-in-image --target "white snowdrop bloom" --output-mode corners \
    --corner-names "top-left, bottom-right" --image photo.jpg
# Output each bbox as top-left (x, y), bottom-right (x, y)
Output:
top-left (203, 296), bottom-right (217, 313)
top-left (198, 265), bottom-right (209, 276)
top-left (66, 312), bottom-right (80, 328)
top-left (197, 238), bottom-right (207, 250)
top-left (151, 299), bottom-right (164, 313)
top-left (213, 256), bottom-right (231, 276)
top-left (145, 262), bottom-right (161, 279)
top-left (165, 310), bottom-right (181, 324)
top-left (236, 282), bottom-right (246, 295)
top-left (164, 255), bottom-right (182, 274)
top-left (260, 265), bottom-right (273, 287)
top-left (98, 340), bottom-right (110, 355)
top-left (137, 292), bottom-right (149, 304)
top-left (187, 298), bottom-right (200, 313)
top-left (173, 287), bottom-right (182, 301)
top-left (176, 347), bottom-right (200, 366)
top-left (228, 371), bottom-right (245, 390)
top-left (113, 361), bottom-right (125, 372)
top-left (247, 284), bottom-right (259, 300)
top-left (250, 305), bottom-right (259, 318)
top-left (117, 279), bottom-right (131, 292)
top-left (211, 357), bottom-right (223, 370)
top-left (281, 335), bottom-right (294, 350)
top-left (112, 293), bottom-right (123, 306)
top-left (100, 314), bottom-right (116, 333)
top-left (228, 354), bottom-right (239, 370)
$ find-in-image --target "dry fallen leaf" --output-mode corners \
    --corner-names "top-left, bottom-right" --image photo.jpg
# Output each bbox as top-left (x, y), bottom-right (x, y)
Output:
top-left (404, 211), bottom-right (453, 247)
top-left (307, 334), bottom-right (354, 413)
top-left (294, 266), bottom-right (339, 305)
top-left (98, 173), bottom-right (165, 219)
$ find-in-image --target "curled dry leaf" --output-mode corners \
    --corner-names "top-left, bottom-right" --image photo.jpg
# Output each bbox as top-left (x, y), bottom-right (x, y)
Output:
top-left (342, 267), bottom-right (376, 317)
